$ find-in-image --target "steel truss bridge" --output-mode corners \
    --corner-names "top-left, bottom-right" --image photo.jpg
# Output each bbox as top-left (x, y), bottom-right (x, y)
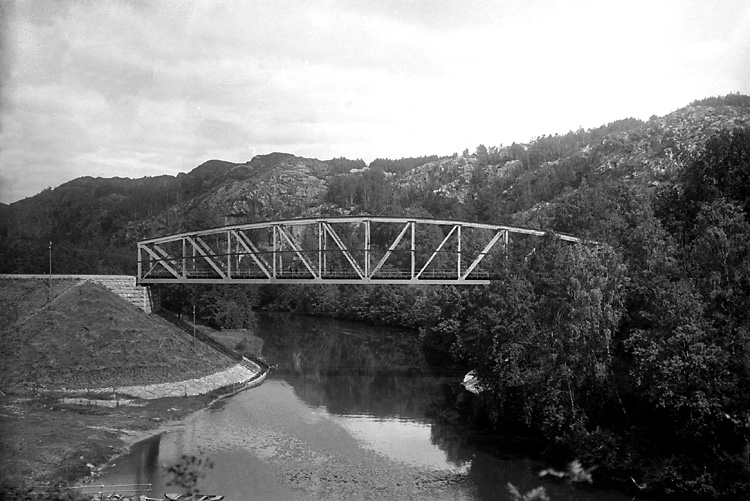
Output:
top-left (137, 216), bottom-right (585, 286)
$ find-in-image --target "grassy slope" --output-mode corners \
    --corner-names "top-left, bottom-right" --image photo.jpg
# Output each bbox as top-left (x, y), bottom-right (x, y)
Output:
top-left (0, 278), bottom-right (241, 492)
top-left (0, 278), bottom-right (235, 392)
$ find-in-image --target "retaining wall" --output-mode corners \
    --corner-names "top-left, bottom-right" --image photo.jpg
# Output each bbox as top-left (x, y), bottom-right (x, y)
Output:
top-left (0, 274), bottom-right (156, 313)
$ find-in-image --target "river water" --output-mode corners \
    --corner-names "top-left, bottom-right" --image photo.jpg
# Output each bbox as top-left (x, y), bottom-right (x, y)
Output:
top-left (97, 313), bottom-right (647, 500)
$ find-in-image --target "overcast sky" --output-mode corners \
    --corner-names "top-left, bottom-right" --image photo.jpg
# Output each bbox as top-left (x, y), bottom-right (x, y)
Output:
top-left (1, 0), bottom-right (748, 204)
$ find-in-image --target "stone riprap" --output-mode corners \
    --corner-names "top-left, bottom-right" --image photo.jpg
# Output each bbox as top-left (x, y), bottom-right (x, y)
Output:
top-left (114, 361), bottom-right (264, 399)
top-left (59, 361), bottom-right (266, 403)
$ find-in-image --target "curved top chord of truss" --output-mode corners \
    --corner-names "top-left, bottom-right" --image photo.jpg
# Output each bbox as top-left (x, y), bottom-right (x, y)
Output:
top-left (137, 216), bottom-right (590, 285)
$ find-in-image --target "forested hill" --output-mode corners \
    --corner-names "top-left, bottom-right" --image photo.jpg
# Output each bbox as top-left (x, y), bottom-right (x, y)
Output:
top-left (1, 94), bottom-right (749, 274)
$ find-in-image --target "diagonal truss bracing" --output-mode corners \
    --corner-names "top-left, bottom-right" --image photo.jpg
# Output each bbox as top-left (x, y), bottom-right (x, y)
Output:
top-left (137, 216), bottom-right (589, 285)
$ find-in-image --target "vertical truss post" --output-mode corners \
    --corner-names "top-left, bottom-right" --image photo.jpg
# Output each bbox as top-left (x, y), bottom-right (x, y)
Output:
top-left (323, 223), bottom-right (328, 276)
top-left (191, 242), bottom-right (195, 273)
top-left (410, 221), bottom-right (415, 279)
top-left (365, 220), bottom-right (371, 278)
top-left (457, 225), bottom-right (462, 279)
top-left (317, 222), bottom-right (322, 278)
top-left (321, 222), bottom-right (326, 277)
top-left (273, 226), bottom-right (278, 278)
top-left (227, 231), bottom-right (232, 278)
top-left (181, 239), bottom-right (186, 278)
top-left (137, 245), bottom-right (142, 282)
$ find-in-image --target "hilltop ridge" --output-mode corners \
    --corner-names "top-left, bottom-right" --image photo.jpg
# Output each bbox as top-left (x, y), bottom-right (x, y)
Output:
top-left (1, 95), bottom-right (748, 275)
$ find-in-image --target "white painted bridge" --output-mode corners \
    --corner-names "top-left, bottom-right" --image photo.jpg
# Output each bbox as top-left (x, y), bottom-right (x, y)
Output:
top-left (137, 216), bottom-right (587, 285)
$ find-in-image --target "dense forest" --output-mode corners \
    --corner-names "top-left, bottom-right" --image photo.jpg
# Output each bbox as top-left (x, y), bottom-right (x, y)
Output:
top-left (2, 95), bottom-right (750, 499)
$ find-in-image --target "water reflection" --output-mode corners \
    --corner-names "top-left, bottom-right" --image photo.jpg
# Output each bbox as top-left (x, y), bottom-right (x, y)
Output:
top-left (260, 313), bottom-right (440, 418)
top-left (97, 434), bottom-right (164, 497)
top-left (333, 415), bottom-right (470, 472)
top-left (96, 313), bottom-right (645, 500)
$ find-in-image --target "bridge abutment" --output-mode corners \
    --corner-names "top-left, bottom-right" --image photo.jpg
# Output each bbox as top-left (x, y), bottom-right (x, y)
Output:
top-left (0, 274), bottom-right (157, 313)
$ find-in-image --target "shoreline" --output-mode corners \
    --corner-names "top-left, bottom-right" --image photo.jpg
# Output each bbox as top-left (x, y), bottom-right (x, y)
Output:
top-left (58, 359), bottom-right (265, 403)
top-left (86, 363), bottom-right (271, 481)
top-left (0, 362), bottom-right (271, 498)
top-left (116, 364), bottom-right (271, 451)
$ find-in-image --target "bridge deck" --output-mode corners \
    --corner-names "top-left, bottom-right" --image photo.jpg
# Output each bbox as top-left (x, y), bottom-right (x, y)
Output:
top-left (139, 268), bottom-right (491, 285)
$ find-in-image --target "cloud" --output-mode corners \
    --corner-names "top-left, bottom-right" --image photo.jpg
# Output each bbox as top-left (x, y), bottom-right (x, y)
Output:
top-left (0, 171), bottom-right (16, 204)
top-left (0, 1), bottom-right (17, 133)
top-left (1, 0), bottom-right (749, 204)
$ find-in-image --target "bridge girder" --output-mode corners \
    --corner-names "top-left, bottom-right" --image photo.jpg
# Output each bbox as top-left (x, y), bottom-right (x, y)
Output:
top-left (137, 216), bottom-right (585, 285)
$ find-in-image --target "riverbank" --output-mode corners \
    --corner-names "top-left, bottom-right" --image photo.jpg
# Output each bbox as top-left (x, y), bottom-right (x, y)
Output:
top-left (0, 393), bottom-right (202, 493)
top-left (0, 365), bottom-right (269, 498)
top-left (0, 278), bottom-right (267, 499)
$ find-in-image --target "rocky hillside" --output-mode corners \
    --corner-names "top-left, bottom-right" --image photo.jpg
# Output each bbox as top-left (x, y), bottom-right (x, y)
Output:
top-left (119, 152), bottom-right (336, 242)
top-left (401, 102), bottom-right (750, 204)
top-left (1, 95), bottom-right (749, 275)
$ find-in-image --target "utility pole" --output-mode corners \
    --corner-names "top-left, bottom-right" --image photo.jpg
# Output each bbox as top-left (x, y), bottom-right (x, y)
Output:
top-left (192, 304), bottom-right (196, 351)
top-left (47, 241), bottom-right (52, 302)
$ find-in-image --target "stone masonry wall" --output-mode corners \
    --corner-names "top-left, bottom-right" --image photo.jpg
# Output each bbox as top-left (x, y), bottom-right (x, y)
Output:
top-left (0, 274), bottom-right (155, 313)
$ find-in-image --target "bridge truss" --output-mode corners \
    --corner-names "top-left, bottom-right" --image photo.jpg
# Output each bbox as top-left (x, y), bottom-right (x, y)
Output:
top-left (137, 217), bottom-right (584, 285)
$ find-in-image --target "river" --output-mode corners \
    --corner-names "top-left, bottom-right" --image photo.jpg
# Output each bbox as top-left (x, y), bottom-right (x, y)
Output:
top-left (97, 312), bottom-right (648, 500)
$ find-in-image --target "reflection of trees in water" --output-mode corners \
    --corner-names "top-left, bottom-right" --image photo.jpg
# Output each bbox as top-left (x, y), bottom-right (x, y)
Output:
top-left (430, 381), bottom-right (544, 453)
top-left (256, 312), bottom-right (439, 419)
top-left (255, 311), bottom-right (554, 487)
top-left (256, 313), bottom-right (537, 469)
top-left (129, 434), bottom-right (162, 491)
top-left (258, 312), bottom-right (426, 371)
top-left (426, 379), bottom-right (560, 500)
top-left (428, 382), bottom-right (479, 466)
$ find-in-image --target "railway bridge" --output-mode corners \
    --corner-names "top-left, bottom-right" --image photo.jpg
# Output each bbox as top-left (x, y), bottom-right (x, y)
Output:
top-left (137, 216), bottom-right (587, 286)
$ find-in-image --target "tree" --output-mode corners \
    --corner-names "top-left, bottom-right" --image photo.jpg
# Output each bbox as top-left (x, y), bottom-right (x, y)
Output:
top-left (655, 127), bottom-right (750, 238)
top-left (475, 144), bottom-right (489, 166)
top-left (448, 237), bottom-right (626, 439)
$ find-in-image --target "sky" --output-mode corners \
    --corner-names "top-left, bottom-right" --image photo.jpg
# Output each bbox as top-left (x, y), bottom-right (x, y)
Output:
top-left (1, 0), bottom-right (749, 204)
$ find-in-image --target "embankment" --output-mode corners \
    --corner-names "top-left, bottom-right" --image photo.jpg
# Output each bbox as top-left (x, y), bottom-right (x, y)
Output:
top-left (0, 277), bottom-right (242, 392)
top-left (0, 277), bottom-right (267, 495)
